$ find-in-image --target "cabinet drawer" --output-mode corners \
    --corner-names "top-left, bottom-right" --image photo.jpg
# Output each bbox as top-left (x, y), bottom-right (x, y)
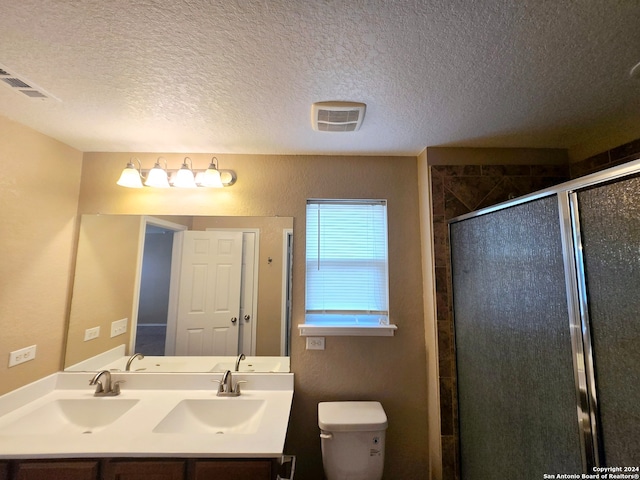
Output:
top-left (13, 460), bottom-right (99, 480)
top-left (190, 459), bottom-right (274, 480)
top-left (103, 460), bottom-right (186, 480)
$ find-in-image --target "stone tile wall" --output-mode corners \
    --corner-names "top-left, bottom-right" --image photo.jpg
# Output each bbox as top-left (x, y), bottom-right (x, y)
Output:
top-left (570, 138), bottom-right (640, 178)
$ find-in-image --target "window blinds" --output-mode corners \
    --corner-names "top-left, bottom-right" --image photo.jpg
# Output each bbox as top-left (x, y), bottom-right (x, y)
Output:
top-left (305, 199), bottom-right (389, 318)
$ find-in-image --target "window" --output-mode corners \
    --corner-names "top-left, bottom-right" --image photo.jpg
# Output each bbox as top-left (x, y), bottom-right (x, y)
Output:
top-left (300, 199), bottom-right (396, 336)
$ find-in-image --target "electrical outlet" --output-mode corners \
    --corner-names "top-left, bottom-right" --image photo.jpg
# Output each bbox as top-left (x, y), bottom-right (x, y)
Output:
top-left (84, 326), bottom-right (100, 341)
top-left (9, 345), bottom-right (37, 367)
top-left (306, 337), bottom-right (325, 350)
top-left (111, 318), bottom-right (128, 338)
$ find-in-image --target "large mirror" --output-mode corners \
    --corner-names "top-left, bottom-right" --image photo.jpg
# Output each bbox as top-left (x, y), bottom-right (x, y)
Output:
top-left (64, 214), bottom-right (293, 372)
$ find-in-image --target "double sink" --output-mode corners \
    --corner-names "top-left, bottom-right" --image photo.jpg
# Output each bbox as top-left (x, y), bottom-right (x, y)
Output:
top-left (0, 372), bottom-right (293, 458)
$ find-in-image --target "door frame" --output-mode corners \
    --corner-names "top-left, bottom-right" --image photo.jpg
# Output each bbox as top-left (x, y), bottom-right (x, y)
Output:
top-left (129, 216), bottom-right (187, 356)
top-left (281, 228), bottom-right (293, 356)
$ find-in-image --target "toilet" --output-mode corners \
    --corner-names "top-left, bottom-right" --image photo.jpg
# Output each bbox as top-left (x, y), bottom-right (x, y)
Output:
top-left (318, 401), bottom-right (388, 480)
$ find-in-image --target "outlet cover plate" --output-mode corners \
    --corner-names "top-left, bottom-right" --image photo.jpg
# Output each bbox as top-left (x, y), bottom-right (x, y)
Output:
top-left (306, 337), bottom-right (325, 350)
top-left (111, 318), bottom-right (128, 338)
top-left (84, 326), bottom-right (100, 341)
top-left (9, 345), bottom-right (37, 367)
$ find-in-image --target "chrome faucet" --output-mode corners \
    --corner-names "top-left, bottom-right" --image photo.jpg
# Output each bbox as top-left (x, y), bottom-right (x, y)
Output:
top-left (234, 353), bottom-right (246, 372)
top-left (89, 370), bottom-right (122, 396)
top-left (215, 370), bottom-right (246, 397)
top-left (125, 352), bottom-right (144, 371)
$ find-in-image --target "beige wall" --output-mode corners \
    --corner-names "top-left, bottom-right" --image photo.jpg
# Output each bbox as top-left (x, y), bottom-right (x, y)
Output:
top-left (64, 215), bottom-right (142, 367)
top-left (79, 152), bottom-right (429, 479)
top-left (0, 115), bottom-right (82, 395)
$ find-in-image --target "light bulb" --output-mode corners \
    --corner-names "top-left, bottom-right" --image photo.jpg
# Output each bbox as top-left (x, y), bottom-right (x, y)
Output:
top-left (199, 160), bottom-right (224, 188)
top-left (116, 160), bottom-right (143, 188)
top-left (145, 159), bottom-right (170, 188)
top-left (173, 158), bottom-right (197, 188)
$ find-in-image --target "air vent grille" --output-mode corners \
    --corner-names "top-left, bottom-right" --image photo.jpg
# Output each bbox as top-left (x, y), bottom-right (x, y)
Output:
top-left (2, 77), bottom-right (31, 88)
top-left (0, 62), bottom-right (59, 101)
top-left (311, 101), bottom-right (366, 132)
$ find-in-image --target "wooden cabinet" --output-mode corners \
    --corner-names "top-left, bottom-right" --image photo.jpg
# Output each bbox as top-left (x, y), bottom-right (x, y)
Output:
top-left (189, 459), bottom-right (274, 480)
top-left (3, 458), bottom-right (276, 480)
top-left (12, 460), bottom-right (99, 480)
top-left (103, 460), bottom-right (185, 480)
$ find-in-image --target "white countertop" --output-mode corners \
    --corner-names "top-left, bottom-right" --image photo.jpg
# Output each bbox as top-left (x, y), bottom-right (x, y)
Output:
top-left (65, 346), bottom-right (290, 373)
top-left (0, 371), bottom-right (294, 459)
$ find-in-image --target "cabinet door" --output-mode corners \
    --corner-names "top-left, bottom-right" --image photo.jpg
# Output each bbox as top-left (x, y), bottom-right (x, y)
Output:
top-left (13, 460), bottom-right (99, 480)
top-left (0, 462), bottom-right (8, 480)
top-left (103, 460), bottom-right (185, 480)
top-left (190, 459), bottom-right (273, 480)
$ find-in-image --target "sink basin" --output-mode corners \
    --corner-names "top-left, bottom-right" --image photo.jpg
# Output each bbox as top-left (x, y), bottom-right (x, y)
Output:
top-left (153, 399), bottom-right (266, 434)
top-left (1, 398), bottom-right (139, 435)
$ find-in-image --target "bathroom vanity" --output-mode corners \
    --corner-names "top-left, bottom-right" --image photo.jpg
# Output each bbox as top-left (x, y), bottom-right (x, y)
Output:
top-left (0, 372), bottom-right (294, 480)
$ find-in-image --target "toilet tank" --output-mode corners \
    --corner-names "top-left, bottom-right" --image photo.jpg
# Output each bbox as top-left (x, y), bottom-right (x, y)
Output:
top-left (318, 401), bottom-right (388, 480)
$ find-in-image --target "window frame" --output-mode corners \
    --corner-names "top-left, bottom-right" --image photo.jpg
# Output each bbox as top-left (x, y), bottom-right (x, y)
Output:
top-left (299, 198), bottom-right (397, 337)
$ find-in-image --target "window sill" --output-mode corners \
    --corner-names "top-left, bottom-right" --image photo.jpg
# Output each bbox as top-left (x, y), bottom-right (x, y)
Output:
top-left (298, 323), bottom-right (397, 337)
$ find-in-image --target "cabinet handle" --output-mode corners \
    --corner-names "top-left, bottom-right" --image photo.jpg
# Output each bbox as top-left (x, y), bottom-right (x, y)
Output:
top-left (231, 317), bottom-right (238, 324)
top-left (244, 314), bottom-right (251, 322)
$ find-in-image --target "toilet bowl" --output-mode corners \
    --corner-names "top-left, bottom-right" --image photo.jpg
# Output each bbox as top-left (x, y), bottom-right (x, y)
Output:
top-left (318, 401), bottom-right (388, 480)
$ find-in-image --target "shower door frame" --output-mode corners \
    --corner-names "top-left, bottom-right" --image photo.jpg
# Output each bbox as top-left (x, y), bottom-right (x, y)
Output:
top-left (449, 156), bottom-right (640, 472)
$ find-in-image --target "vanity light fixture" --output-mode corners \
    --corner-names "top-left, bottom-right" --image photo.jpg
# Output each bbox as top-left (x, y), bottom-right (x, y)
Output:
top-left (172, 157), bottom-right (197, 188)
top-left (116, 158), bottom-right (143, 188)
top-left (144, 157), bottom-right (170, 188)
top-left (117, 156), bottom-right (237, 189)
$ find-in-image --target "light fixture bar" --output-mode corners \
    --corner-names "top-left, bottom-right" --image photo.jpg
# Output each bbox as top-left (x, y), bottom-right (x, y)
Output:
top-left (117, 157), bottom-right (237, 189)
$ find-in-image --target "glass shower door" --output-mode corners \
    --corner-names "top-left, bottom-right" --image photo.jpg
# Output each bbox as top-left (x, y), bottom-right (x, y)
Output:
top-left (451, 195), bottom-right (583, 480)
top-left (575, 175), bottom-right (640, 465)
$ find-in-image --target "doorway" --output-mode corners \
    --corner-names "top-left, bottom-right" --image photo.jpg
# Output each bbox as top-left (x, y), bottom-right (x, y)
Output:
top-left (132, 219), bottom-right (261, 357)
top-left (133, 218), bottom-right (186, 355)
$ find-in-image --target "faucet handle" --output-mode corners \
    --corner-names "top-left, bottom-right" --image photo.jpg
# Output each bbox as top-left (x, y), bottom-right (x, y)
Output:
top-left (91, 380), bottom-right (104, 394)
top-left (211, 379), bottom-right (224, 393)
top-left (112, 380), bottom-right (124, 395)
top-left (233, 380), bottom-right (247, 394)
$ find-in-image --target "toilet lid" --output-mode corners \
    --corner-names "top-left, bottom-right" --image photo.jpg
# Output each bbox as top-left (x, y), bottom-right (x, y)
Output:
top-left (318, 401), bottom-right (388, 432)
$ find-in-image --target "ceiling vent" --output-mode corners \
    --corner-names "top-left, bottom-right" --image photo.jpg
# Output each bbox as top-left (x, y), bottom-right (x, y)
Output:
top-left (311, 101), bottom-right (366, 132)
top-left (0, 63), bottom-right (59, 101)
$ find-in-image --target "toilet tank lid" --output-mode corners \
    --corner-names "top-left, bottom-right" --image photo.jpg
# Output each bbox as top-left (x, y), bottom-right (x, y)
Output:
top-left (318, 401), bottom-right (388, 432)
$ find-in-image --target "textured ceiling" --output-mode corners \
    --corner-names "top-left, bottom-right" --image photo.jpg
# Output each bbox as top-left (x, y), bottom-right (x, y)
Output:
top-left (1, 1), bottom-right (639, 156)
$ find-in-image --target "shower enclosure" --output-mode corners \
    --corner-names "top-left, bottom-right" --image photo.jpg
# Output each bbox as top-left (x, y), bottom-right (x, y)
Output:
top-left (449, 159), bottom-right (640, 479)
